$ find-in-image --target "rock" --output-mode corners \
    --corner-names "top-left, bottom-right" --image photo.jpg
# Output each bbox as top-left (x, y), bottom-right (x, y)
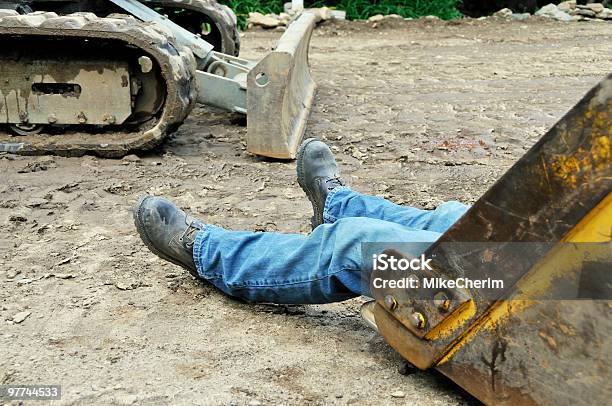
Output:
top-left (17, 161), bottom-right (48, 173)
top-left (57, 182), bottom-right (79, 192)
top-left (17, 159), bottom-right (56, 174)
top-left (557, 1), bottom-right (576, 12)
top-left (535, 4), bottom-right (572, 21)
top-left (494, 8), bottom-right (513, 18)
top-left (390, 391), bottom-right (406, 398)
top-left (536, 3), bottom-right (558, 15)
top-left (25, 197), bottom-right (48, 208)
top-left (13, 311), bottom-right (31, 324)
top-left (53, 273), bottom-right (75, 279)
top-left (511, 13), bottom-right (531, 20)
top-left (6, 269), bottom-right (21, 279)
top-left (307, 7), bottom-right (334, 23)
top-left (247, 12), bottom-right (280, 28)
top-left (317, 7), bottom-right (334, 21)
top-left (278, 12), bottom-right (291, 25)
top-left (122, 154), bottom-right (140, 162)
top-left (576, 8), bottom-right (596, 17)
top-left (8, 214), bottom-right (27, 223)
top-left (368, 13), bottom-right (404, 23)
top-left (247, 400), bottom-right (262, 406)
top-left (586, 3), bottom-right (605, 14)
top-left (115, 394), bottom-right (138, 404)
top-left (331, 10), bottom-right (346, 20)
top-left (104, 182), bottom-right (131, 194)
top-left (423, 15), bottom-right (441, 20)
top-left (597, 8), bottom-right (612, 19)
top-left (115, 282), bottom-right (135, 291)
top-left (53, 257), bottom-right (72, 267)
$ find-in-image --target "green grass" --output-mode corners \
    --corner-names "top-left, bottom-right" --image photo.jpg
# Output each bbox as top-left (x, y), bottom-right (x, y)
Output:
top-left (220, 0), bottom-right (462, 29)
top-left (308, 0), bottom-right (462, 20)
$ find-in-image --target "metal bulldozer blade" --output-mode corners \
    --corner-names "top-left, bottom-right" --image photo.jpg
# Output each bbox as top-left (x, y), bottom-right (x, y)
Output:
top-left (246, 13), bottom-right (317, 159)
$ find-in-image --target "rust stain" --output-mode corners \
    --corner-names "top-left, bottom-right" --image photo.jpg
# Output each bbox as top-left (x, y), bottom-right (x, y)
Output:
top-left (480, 337), bottom-right (508, 392)
top-left (436, 299), bottom-right (533, 365)
top-left (537, 330), bottom-right (558, 353)
top-left (437, 362), bottom-right (538, 406)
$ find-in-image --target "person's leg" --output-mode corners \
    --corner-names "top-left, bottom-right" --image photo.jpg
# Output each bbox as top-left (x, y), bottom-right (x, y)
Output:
top-left (323, 187), bottom-right (469, 234)
top-left (193, 217), bottom-right (442, 304)
top-left (295, 138), bottom-right (469, 234)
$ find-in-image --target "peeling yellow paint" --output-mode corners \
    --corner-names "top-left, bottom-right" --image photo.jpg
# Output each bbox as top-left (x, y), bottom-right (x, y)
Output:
top-left (549, 101), bottom-right (610, 189)
top-left (562, 192), bottom-right (612, 242)
top-left (424, 299), bottom-right (476, 341)
top-left (550, 136), bottom-right (610, 188)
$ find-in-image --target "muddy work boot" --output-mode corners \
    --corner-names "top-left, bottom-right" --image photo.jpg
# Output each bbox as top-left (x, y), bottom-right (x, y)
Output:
top-left (296, 138), bottom-right (346, 229)
top-left (133, 195), bottom-right (204, 277)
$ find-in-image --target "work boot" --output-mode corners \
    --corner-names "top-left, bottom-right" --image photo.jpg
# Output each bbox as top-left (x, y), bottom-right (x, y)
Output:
top-left (133, 195), bottom-right (204, 277)
top-left (296, 138), bottom-right (346, 229)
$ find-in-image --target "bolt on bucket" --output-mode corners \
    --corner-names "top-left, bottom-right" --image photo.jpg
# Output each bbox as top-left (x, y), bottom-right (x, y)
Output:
top-left (246, 12), bottom-right (317, 159)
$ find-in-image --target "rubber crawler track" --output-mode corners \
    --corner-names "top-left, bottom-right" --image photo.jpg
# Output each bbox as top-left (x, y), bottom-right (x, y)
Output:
top-left (0, 10), bottom-right (198, 157)
top-left (143, 0), bottom-right (240, 56)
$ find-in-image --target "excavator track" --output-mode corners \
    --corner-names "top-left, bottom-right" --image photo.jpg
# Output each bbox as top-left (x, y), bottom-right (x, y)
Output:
top-left (142, 0), bottom-right (240, 56)
top-left (0, 10), bottom-right (197, 157)
top-left (6, 1), bottom-right (240, 56)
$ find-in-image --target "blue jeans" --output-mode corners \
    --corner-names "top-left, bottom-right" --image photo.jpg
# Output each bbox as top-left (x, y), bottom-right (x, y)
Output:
top-left (192, 187), bottom-right (469, 304)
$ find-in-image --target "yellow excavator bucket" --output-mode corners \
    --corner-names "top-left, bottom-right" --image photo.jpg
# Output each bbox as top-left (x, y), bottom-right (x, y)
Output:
top-left (364, 74), bottom-right (612, 405)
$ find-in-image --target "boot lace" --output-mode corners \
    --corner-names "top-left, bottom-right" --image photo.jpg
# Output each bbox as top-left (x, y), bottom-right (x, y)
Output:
top-left (325, 177), bottom-right (346, 191)
top-left (178, 220), bottom-right (202, 248)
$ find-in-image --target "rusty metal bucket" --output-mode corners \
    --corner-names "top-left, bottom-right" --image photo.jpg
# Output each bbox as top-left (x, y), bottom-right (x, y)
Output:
top-left (246, 12), bottom-right (317, 159)
top-left (362, 75), bottom-right (612, 405)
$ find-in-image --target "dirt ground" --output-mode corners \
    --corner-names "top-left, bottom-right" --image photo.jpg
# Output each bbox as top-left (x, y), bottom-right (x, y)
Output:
top-left (1, 16), bottom-right (611, 406)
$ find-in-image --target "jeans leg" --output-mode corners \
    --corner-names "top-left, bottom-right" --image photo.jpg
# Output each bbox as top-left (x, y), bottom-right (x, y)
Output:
top-left (324, 187), bottom-right (469, 234)
top-left (192, 218), bottom-right (442, 304)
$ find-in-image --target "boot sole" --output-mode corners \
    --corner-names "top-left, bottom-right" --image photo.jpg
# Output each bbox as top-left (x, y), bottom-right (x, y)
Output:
top-left (296, 137), bottom-right (323, 229)
top-left (133, 195), bottom-right (199, 277)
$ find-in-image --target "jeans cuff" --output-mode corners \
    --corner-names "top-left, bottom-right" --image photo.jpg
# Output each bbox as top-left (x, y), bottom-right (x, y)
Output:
top-left (192, 226), bottom-right (212, 277)
top-left (323, 186), bottom-right (351, 224)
